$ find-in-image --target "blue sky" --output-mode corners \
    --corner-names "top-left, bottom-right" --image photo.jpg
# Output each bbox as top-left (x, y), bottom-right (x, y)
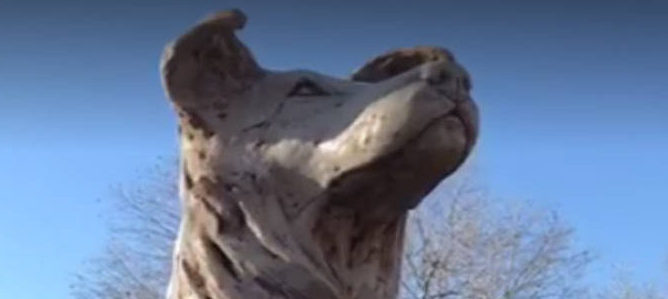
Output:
top-left (1, 1), bottom-right (667, 298)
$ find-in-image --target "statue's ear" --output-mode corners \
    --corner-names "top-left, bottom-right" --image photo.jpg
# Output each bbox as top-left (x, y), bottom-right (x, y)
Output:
top-left (351, 47), bottom-right (455, 83)
top-left (161, 9), bottom-right (264, 109)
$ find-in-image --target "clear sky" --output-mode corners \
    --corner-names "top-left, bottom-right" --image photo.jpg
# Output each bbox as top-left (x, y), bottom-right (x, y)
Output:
top-left (1, 1), bottom-right (667, 298)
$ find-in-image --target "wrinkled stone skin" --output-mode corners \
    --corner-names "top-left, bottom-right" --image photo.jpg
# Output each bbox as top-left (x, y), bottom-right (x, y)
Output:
top-left (161, 9), bottom-right (478, 299)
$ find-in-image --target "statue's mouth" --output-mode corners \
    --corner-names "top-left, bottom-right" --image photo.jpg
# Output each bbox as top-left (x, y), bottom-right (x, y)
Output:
top-left (450, 100), bottom-right (478, 154)
top-left (406, 90), bottom-right (478, 159)
top-left (431, 88), bottom-right (477, 153)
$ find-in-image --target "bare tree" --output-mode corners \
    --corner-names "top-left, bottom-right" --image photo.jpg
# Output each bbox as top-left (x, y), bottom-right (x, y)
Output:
top-left (70, 161), bottom-right (179, 299)
top-left (400, 181), bottom-right (593, 299)
top-left (595, 267), bottom-right (667, 299)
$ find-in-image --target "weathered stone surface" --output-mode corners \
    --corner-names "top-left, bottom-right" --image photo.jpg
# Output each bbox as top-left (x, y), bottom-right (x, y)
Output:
top-left (161, 9), bottom-right (478, 299)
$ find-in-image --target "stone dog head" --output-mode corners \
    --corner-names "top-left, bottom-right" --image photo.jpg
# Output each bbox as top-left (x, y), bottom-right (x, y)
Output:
top-left (161, 9), bottom-right (478, 299)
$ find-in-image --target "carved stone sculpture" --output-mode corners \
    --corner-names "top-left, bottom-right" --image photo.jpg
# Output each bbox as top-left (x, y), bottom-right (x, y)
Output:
top-left (161, 9), bottom-right (478, 299)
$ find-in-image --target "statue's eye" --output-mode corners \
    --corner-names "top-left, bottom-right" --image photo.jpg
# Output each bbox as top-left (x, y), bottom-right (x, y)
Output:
top-left (287, 78), bottom-right (330, 97)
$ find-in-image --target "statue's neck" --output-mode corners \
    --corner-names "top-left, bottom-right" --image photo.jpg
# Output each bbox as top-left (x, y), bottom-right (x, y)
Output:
top-left (168, 170), bottom-right (407, 299)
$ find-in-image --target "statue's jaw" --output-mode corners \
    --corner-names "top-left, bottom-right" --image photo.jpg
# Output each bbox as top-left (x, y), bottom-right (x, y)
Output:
top-left (322, 109), bottom-right (473, 216)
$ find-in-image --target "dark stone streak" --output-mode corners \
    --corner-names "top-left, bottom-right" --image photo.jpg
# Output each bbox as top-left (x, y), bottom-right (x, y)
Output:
top-left (241, 120), bottom-right (270, 133)
top-left (203, 237), bottom-right (240, 281)
top-left (254, 277), bottom-right (289, 298)
top-left (184, 110), bottom-right (215, 138)
top-left (195, 177), bottom-right (247, 235)
top-left (181, 260), bottom-right (206, 289)
top-left (184, 170), bottom-right (194, 190)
